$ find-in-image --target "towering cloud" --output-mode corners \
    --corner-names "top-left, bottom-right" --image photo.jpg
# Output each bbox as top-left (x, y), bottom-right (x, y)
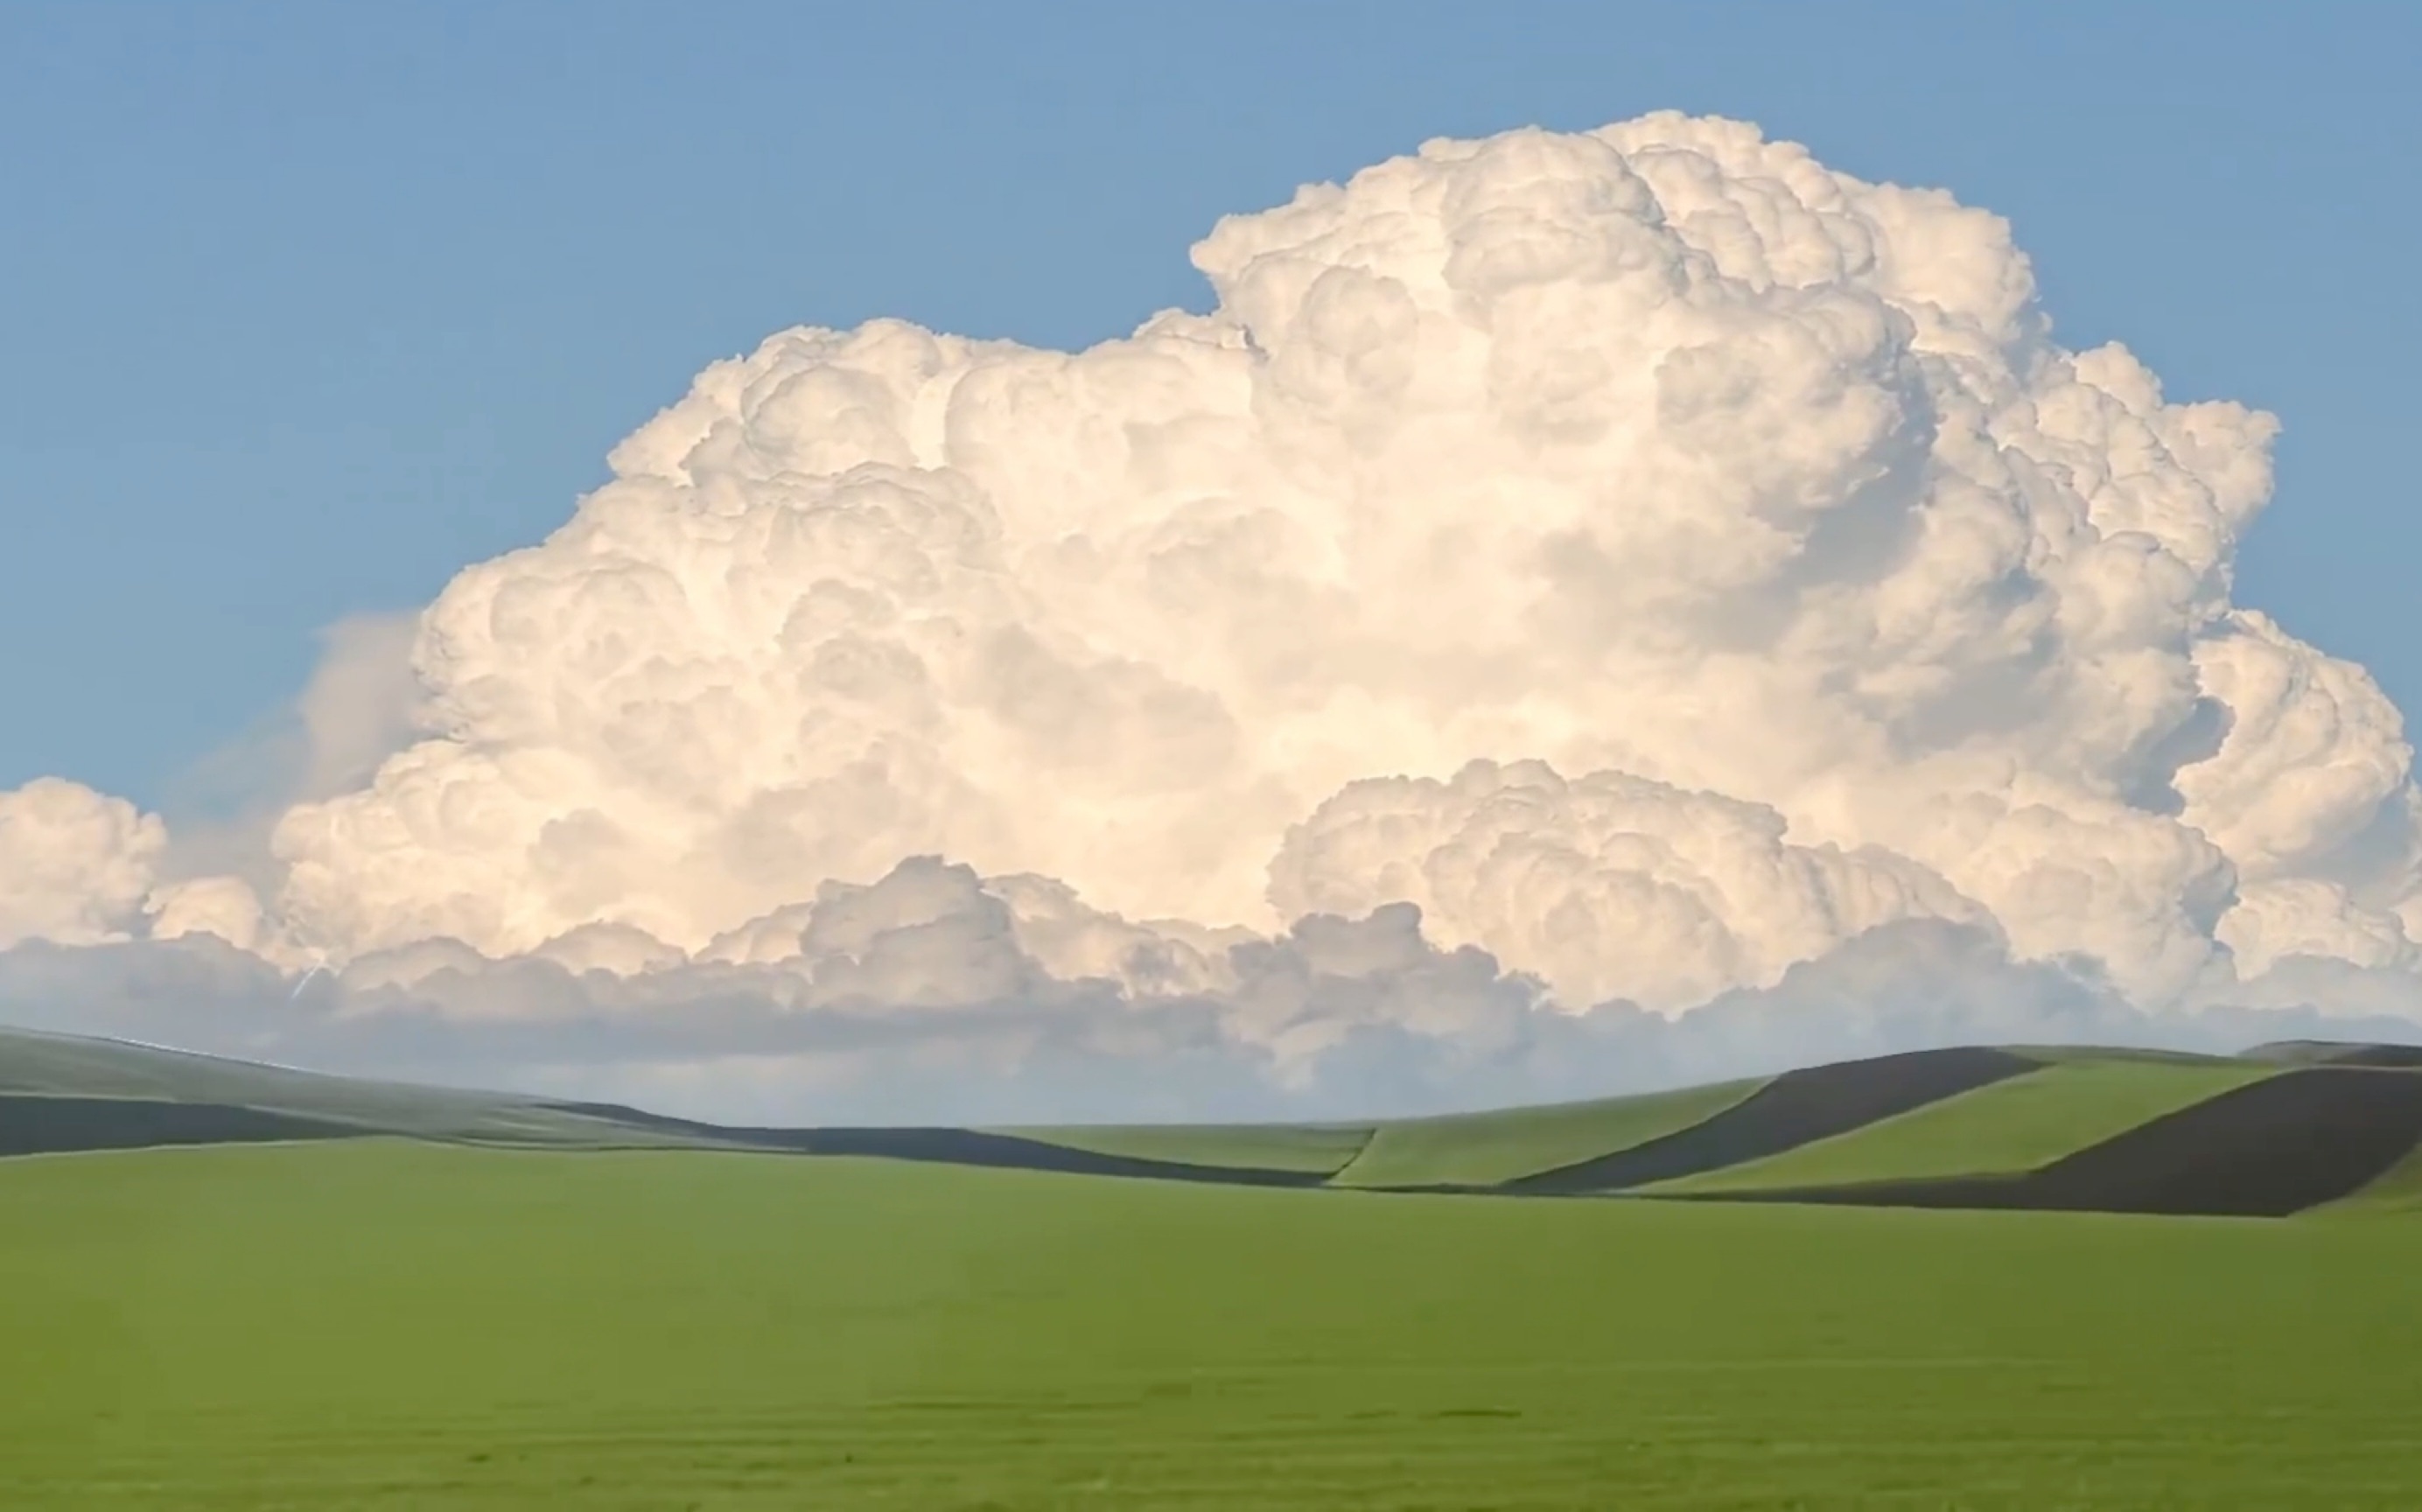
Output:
top-left (6, 112), bottom-right (2419, 1112)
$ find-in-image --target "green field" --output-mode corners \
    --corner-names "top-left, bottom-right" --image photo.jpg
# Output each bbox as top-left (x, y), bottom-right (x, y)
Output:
top-left (1329, 1077), bottom-right (1763, 1188)
top-left (4, 1140), bottom-right (2421, 1509)
top-left (1654, 1059), bottom-right (2277, 1194)
top-left (6, 1031), bottom-right (2422, 1504)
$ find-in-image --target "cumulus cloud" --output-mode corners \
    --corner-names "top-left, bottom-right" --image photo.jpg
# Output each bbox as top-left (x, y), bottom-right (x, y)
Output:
top-left (1270, 759), bottom-right (1985, 1010)
top-left (5, 111), bottom-right (2421, 1118)
top-left (0, 779), bottom-right (165, 948)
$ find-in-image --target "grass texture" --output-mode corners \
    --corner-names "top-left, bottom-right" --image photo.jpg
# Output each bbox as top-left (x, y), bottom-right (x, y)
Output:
top-left (3, 1139), bottom-right (2419, 1509)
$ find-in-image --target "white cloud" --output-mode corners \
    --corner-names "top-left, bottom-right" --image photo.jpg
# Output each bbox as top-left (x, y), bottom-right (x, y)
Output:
top-left (144, 875), bottom-right (266, 954)
top-left (5, 111), bottom-right (2421, 1116)
top-left (0, 779), bottom-right (164, 948)
top-left (1270, 759), bottom-right (1984, 1011)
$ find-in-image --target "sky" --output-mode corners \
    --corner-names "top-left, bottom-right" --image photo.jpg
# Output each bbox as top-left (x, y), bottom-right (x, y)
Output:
top-left (4, 3), bottom-right (2422, 1121)
top-left (4, 1), bottom-right (2415, 810)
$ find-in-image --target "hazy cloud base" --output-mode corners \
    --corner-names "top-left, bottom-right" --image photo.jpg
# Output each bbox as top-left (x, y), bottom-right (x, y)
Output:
top-left (4, 881), bottom-right (2413, 1124)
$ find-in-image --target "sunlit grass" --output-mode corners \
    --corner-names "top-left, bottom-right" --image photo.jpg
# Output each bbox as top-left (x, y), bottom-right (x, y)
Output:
top-left (4, 1139), bottom-right (2418, 1508)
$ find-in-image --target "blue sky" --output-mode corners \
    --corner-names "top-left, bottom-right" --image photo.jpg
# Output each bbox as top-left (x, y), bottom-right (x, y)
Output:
top-left (4, 1), bottom-right (2415, 813)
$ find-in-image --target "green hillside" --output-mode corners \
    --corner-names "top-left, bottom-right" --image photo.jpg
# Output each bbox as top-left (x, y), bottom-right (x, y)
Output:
top-left (4, 1026), bottom-right (2420, 1218)
top-left (989, 1121), bottom-right (1373, 1174)
top-left (1329, 1076), bottom-right (1765, 1188)
top-left (1654, 1057), bottom-right (2277, 1194)
top-left (0, 1026), bottom-right (693, 1150)
top-left (4, 1138), bottom-right (2418, 1508)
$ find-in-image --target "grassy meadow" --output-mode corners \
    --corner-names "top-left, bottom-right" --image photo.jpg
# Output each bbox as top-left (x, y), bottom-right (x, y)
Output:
top-left (4, 1138), bottom-right (2419, 1509)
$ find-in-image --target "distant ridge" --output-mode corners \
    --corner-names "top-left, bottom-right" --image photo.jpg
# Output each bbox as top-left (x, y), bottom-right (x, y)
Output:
top-left (2238, 1040), bottom-right (2422, 1068)
top-left (3, 1025), bottom-right (2419, 1217)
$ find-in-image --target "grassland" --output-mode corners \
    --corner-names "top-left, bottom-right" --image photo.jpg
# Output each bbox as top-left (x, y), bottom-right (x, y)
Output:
top-left (5, 1033), bottom-right (2422, 1504)
top-left (1329, 1077), bottom-right (1763, 1188)
top-left (1654, 1058), bottom-right (2278, 1194)
top-left (2, 1139), bottom-right (2419, 1509)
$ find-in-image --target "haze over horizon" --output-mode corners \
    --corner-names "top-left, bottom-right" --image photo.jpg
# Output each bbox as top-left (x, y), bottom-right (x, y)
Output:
top-left (5, 10), bottom-right (2419, 1124)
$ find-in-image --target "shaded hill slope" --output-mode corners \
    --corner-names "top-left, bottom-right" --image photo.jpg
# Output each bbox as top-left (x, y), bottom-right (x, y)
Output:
top-left (1650, 1058), bottom-right (2274, 1195)
top-left (979, 1120), bottom-right (1373, 1175)
top-left (1683, 1067), bottom-right (2422, 1218)
top-left (1504, 1046), bottom-right (2039, 1194)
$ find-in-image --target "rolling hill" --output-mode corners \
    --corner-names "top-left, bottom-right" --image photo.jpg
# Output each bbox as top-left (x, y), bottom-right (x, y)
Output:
top-left (4, 1025), bottom-right (2421, 1216)
top-left (5, 1024), bottom-right (2422, 1505)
